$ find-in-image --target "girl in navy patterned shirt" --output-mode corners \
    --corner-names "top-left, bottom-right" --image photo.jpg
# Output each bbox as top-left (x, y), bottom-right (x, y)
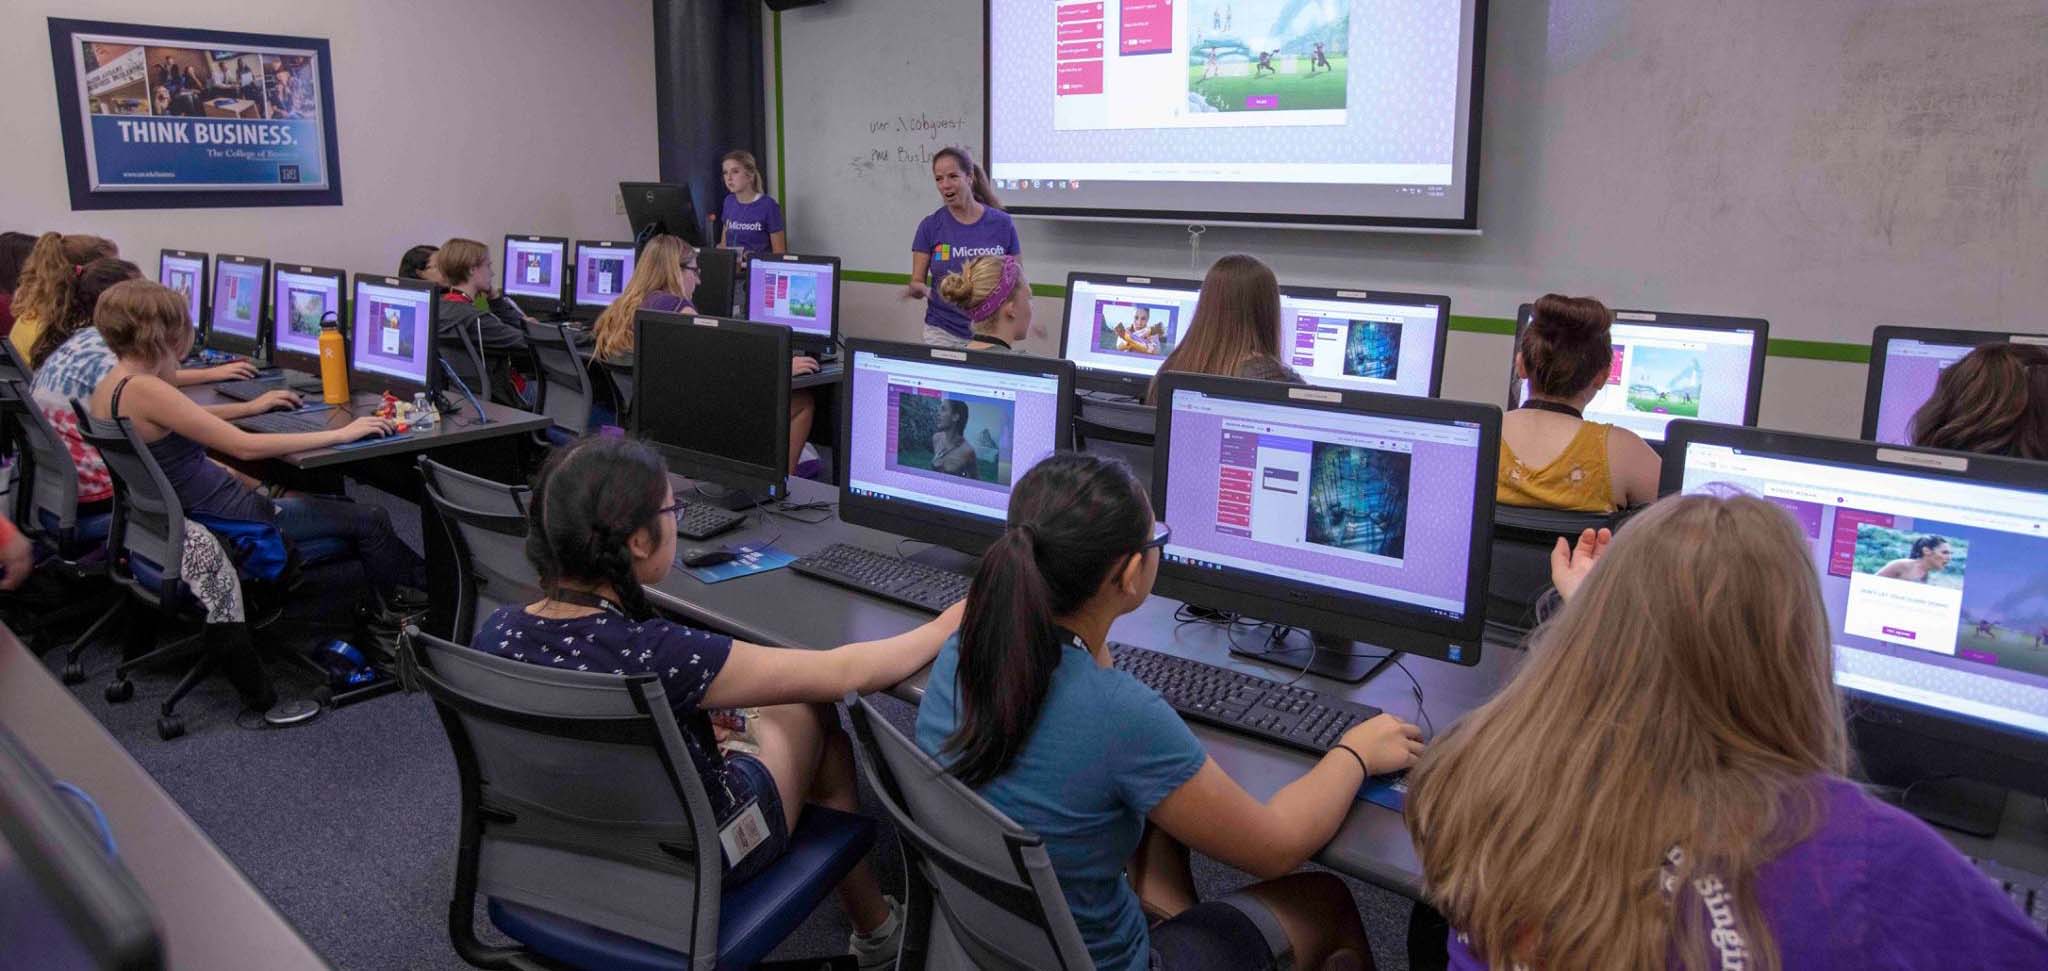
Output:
top-left (472, 436), bottom-right (961, 968)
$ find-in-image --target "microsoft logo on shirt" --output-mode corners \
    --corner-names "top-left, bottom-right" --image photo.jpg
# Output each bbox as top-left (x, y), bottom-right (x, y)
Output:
top-left (934, 244), bottom-right (1007, 261)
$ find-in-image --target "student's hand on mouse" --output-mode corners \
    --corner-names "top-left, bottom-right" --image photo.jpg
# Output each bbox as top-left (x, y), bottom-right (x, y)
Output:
top-left (339, 416), bottom-right (396, 441)
top-left (204, 361), bottom-right (258, 382)
top-left (253, 389), bottom-right (302, 413)
top-left (791, 356), bottom-right (819, 376)
top-left (1550, 527), bottom-right (1613, 602)
top-left (1339, 713), bottom-right (1425, 777)
top-left (905, 281), bottom-right (929, 300)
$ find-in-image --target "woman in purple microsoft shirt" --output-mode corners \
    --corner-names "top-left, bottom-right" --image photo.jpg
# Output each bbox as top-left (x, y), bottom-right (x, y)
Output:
top-left (906, 146), bottom-right (1020, 347)
top-left (717, 150), bottom-right (786, 258)
top-left (1405, 495), bottom-right (2048, 970)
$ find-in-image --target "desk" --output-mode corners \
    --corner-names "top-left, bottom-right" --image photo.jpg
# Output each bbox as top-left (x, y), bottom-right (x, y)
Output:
top-left (0, 625), bottom-right (328, 969)
top-left (647, 477), bottom-right (2048, 901)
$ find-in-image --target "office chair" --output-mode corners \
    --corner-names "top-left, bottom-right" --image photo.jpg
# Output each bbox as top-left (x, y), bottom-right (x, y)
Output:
top-left (1072, 398), bottom-right (1157, 495)
top-left (1486, 505), bottom-right (1628, 638)
top-left (525, 323), bottom-right (595, 443)
top-left (417, 457), bottom-right (534, 644)
top-left (0, 379), bottom-right (118, 660)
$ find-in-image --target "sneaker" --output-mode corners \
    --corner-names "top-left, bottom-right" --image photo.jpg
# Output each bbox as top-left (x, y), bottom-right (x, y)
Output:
top-left (847, 895), bottom-right (904, 970)
top-left (796, 442), bottom-right (823, 481)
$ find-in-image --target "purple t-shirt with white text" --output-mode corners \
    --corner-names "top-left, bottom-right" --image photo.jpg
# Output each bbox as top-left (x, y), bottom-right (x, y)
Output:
top-left (1446, 777), bottom-right (2048, 969)
top-left (912, 206), bottom-right (1021, 339)
top-left (720, 194), bottom-right (785, 257)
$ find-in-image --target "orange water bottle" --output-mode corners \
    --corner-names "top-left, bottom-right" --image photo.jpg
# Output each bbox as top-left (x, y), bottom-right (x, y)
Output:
top-left (318, 322), bottom-right (350, 405)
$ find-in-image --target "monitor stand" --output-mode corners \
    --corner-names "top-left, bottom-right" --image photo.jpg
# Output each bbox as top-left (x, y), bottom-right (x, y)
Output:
top-left (1229, 630), bottom-right (1403, 685)
top-left (690, 483), bottom-right (778, 512)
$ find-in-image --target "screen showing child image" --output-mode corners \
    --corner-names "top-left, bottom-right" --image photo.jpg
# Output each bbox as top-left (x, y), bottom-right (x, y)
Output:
top-left (1622, 344), bottom-right (1705, 419)
top-left (367, 300), bottom-right (417, 362)
top-left (1305, 442), bottom-right (1411, 560)
top-left (1093, 301), bottom-right (1180, 360)
top-left (1341, 320), bottom-right (1403, 381)
top-left (889, 388), bottom-right (1016, 489)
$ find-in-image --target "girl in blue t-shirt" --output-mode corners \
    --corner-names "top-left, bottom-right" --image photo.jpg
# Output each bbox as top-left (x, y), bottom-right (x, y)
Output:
top-left (916, 452), bottom-right (1424, 971)
top-left (907, 146), bottom-right (1020, 348)
top-left (474, 436), bottom-right (963, 968)
top-left (718, 150), bottom-right (787, 259)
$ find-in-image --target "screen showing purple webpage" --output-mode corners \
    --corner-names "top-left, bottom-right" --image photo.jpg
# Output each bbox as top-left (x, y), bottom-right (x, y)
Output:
top-left (272, 267), bottom-right (342, 359)
top-left (503, 238), bottom-right (566, 301)
top-left (747, 260), bottom-right (835, 337)
top-left (350, 280), bottom-right (434, 387)
top-left (1062, 277), bottom-right (1201, 381)
top-left (1678, 443), bottom-right (2048, 739)
top-left (574, 244), bottom-right (636, 308)
top-left (1281, 293), bottom-right (1441, 398)
top-left (209, 260), bottom-right (265, 340)
top-left (160, 253), bottom-right (204, 328)
top-left (1160, 389), bottom-right (1482, 618)
top-left (845, 351), bottom-right (1066, 523)
top-left (1514, 320), bottom-right (1757, 442)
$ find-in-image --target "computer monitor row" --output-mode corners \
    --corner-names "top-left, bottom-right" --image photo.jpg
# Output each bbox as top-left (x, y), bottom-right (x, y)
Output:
top-left (499, 236), bottom-right (840, 347)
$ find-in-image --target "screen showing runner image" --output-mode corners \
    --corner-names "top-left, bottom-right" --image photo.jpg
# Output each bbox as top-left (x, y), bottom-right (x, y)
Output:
top-left (1062, 276), bottom-right (1202, 380)
top-left (845, 350), bottom-right (1066, 523)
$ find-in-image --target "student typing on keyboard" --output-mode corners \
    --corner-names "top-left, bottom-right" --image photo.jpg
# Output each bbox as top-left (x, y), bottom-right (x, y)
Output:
top-left (915, 453), bottom-right (1423, 971)
top-left (82, 280), bottom-right (426, 606)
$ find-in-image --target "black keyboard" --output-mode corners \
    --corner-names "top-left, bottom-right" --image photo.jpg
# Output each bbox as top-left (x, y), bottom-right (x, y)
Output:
top-left (674, 501), bottom-right (746, 541)
top-left (789, 543), bottom-right (970, 613)
top-left (214, 377), bottom-right (285, 401)
top-left (234, 407), bottom-right (336, 433)
top-left (1111, 643), bottom-right (1383, 756)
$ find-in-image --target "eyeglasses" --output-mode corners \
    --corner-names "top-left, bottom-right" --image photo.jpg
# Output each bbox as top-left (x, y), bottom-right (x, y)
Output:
top-left (683, 261), bottom-right (699, 273)
top-left (1139, 521), bottom-right (1171, 553)
top-left (657, 498), bottom-right (689, 519)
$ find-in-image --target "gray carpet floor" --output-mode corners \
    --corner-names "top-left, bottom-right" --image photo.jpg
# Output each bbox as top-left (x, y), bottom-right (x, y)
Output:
top-left (35, 486), bottom-right (1422, 970)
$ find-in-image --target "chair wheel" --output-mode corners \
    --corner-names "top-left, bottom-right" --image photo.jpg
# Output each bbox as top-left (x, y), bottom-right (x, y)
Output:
top-left (104, 679), bottom-right (134, 703)
top-left (61, 663), bottom-right (85, 685)
top-left (156, 717), bottom-right (185, 740)
top-left (311, 685), bottom-right (334, 706)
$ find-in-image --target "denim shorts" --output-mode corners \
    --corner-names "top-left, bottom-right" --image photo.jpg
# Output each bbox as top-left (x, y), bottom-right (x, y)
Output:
top-left (719, 752), bottom-right (790, 888)
top-left (1149, 892), bottom-right (1293, 971)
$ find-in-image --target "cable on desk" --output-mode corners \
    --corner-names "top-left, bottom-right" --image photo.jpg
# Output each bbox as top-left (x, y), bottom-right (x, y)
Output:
top-left (768, 500), bottom-right (835, 525)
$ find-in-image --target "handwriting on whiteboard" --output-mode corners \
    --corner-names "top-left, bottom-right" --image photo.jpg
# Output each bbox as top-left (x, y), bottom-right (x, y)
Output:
top-left (848, 112), bottom-right (970, 179)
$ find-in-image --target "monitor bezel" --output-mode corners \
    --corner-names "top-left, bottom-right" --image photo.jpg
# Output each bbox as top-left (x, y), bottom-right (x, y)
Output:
top-left (744, 252), bottom-right (841, 353)
top-left (347, 273), bottom-right (441, 399)
top-left (268, 262), bottom-right (348, 376)
top-left (500, 234), bottom-right (570, 318)
top-left (1150, 372), bottom-right (1500, 665)
top-left (631, 312), bottom-right (791, 501)
top-left (569, 239), bottom-right (637, 321)
top-left (205, 253), bottom-right (270, 360)
top-left (1057, 270), bottom-right (1206, 397)
top-left (1859, 325), bottom-right (2048, 443)
top-left (1278, 284), bottom-right (1452, 399)
top-left (838, 339), bottom-right (1077, 556)
top-left (1505, 304), bottom-right (1771, 446)
top-left (158, 248), bottom-right (209, 339)
top-left (1661, 418), bottom-right (2048, 798)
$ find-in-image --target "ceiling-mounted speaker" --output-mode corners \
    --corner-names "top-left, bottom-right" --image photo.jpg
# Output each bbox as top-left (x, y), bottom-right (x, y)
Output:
top-left (763, 0), bottom-right (830, 10)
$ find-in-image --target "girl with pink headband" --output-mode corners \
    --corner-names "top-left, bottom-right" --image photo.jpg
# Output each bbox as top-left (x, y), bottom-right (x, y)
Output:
top-left (938, 254), bottom-right (1034, 352)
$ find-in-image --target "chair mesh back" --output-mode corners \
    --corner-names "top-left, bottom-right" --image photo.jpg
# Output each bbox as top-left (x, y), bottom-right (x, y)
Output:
top-left (418, 459), bottom-right (537, 642)
top-left (72, 406), bottom-right (182, 590)
top-left (0, 380), bottom-right (79, 533)
top-left (1487, 506), bottom-right (1618, 632)
top-left (528, 325), bottom-right (592, 433)
top-left (405, 629), bottom-right (722, 964)
top-left (849, 699), bottom-right (1093, 971)
top-left (1073, 401), bottom-right (1156, 490)
top-left (599, 361), bottom-right (636, 425)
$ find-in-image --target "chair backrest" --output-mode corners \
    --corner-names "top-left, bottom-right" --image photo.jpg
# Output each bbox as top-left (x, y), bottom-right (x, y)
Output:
top-left (0, 340), bottom-right (30, 387)
top-left (1486, 505), bottom-right (1621, 634)
top-left (598, 359), bottom-right (636, 427)
top-left (845, 696), bottom-right (1095, 971)
top-left (400, 626), bottom-right (724, 969)
top-left (418, 456), bottom-right (536, 643)
top-left (0, 379), bottom-right (80, 536)
top-left (1072, 399), bottom-right (1156, 492)
top-left (526, 323), bottom-right (593, 433)
top-left (71, 402), bottom-right (184, 599)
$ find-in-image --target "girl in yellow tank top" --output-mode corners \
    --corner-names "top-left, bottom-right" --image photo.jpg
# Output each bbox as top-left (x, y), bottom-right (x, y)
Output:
top-left (1497, 420), bottom-right (1615, 513)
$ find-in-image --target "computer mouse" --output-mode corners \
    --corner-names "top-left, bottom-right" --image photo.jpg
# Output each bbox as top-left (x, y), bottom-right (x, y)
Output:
top-left (681, 546), bottom-right (738, 569)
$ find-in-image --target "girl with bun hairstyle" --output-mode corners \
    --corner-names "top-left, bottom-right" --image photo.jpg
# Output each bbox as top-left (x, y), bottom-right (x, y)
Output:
top-left (938, 254), bottom-right (1034, 351)
top-left (1909, 342), bottom-right (2048, 460)
top-left (1498, 294), bottom-right (1659, 512)
top-left (1146, 254), bottom-right (1301, 404)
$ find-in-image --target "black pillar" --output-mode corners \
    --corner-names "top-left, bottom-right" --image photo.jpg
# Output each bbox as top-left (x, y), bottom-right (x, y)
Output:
top-left (652, 0), bottom-right (768, 243)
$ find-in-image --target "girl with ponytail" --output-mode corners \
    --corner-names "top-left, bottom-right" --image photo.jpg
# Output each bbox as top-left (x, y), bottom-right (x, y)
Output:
top-left (1498, 293), bottom-right (1660, 512)
top-left (917, 452), bottom-right (1422, 971)
top-left (9, 232), bottom-right (117, 361)
top-left (908, 146), bottom-right (1021, 347)
top-left (479, 435), bottom-right (963, 967)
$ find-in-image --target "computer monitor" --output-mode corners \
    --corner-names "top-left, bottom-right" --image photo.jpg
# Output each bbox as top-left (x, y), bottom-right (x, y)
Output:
top-left (693, 247), bottom-right (741, 318)
top-left (1861, 326), bottom-right (2048, 445)
top-left (1664, 420), bottom-right (2048, 835)
top-left (839, 339), bottom-right (1076, 555)
top-left (348, 274), bottom-right (439, 397)
top-left (1059, 271), bottom-right (1204, 396)
top-left (1279, 286), bottom-right (1451, 398)
top-left (746, 253), bottom-right (839, 354)
top-left (1506, 306), bottom-right (1768, 445)
top-left (157, 249), bottom-right (207, 332)
top-left (1152, 374), bottom-right (1500, 680)
top-left (571, 240), bottom-right (637, 319)
top-left (205, 254), bottom-right (268, 358)
top-left (0, 728), bottom-right (162, 971)
top-left (620, 181), bottom-right (706, 248)
top-left (268, 263), bottom-right (346, 375)
top-left (501, 235), bottom-right (569, 317)
top-left (631, 312), bottom-right (789, 508)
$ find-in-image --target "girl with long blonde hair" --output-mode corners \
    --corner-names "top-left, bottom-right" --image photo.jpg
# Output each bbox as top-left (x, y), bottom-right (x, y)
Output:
top-left (1407, 494), bottom-right (2048, 969)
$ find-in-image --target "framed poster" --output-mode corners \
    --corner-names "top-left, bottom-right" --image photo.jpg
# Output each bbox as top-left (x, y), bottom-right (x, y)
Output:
top-left (47, 17), bottom-right (344, 209)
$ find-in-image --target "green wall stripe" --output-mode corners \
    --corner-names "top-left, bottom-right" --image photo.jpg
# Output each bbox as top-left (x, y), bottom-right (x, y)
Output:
top-left (1448, 315), bottom-right (1515, 336)
top-left (1767, 338), bottom-right (1870, 364)
top-left (772, 11), bottom-right (786, 205)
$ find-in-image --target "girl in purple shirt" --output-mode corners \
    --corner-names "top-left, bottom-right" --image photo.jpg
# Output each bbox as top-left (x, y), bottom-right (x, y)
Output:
top-left (907, 146), bottom-right (1020, 347)
top-left (1406, 495), bottom-right (2048, 970)
top-left (718, 150), bottom-right (786, 259)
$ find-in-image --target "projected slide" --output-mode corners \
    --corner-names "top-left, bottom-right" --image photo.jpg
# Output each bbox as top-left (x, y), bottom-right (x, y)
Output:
top-left (991, 0), bottom-right (1484, 225)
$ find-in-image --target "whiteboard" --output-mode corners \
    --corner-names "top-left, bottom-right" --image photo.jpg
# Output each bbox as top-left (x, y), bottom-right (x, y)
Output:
top-left (774, 0), bottom-right (2048, 348)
